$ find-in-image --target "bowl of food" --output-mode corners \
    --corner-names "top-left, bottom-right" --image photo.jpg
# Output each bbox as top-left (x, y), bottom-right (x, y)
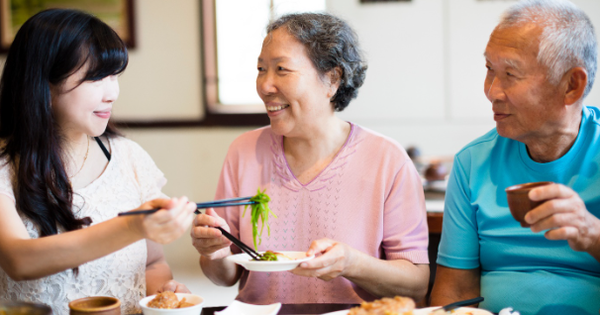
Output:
top-left (139, 292), bottom-right (204, 315)
top-left (0, 302), bottom-right (52, 315)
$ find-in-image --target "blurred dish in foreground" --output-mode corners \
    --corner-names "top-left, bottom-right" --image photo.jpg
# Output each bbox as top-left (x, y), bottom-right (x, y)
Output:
top-left (323, 307), bottom-right (494, 315)
top-left (215, 300), bottom-right (281, 315)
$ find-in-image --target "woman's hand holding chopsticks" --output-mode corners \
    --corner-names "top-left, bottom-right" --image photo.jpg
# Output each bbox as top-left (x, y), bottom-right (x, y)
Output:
top-left (190, 208), bottom-right (234, 260)
top-left (191, 208), bottom-right (244, 287)
top-left (125, 197), bottom-right (196, 244)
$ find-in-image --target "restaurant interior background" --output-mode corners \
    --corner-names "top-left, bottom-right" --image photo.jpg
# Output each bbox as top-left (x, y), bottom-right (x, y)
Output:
top-left (1, 0), bottom-right (599, 307)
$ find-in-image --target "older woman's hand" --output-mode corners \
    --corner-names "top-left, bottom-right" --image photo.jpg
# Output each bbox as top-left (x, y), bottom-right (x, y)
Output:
top-left (130, 197), bottom-right (197, 244)
top-left (527, 183), bottom-right (600, 256)
top-left (291, 238), bottom-right (356, 281)
top-left (191, 208), bottom-right (233, 260)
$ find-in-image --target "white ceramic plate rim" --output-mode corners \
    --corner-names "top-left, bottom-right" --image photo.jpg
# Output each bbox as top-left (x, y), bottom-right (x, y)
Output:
top-left (321, 306), bottom-right (494, 315)
top-left (227, 251), bottom-right (315, 272)
top-left (415, 307), bottom-right (494, 315)
top-left (139, 293), bottom-right (204, 312)
top-left (215, 300), bottom-right (282, 315)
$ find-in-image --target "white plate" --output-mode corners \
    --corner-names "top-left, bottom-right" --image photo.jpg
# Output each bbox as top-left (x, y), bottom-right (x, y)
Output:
top-left (322, 307), bottom-right (494, 315)
top-left (415, 307), bottom-right (494, 315)
top-left (227, 251), bottom-right (314, 272)
top-left (215, 300), bottom-right (281, 315)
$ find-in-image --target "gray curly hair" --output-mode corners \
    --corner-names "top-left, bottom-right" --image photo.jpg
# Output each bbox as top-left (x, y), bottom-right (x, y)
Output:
top-left (266, 12), bottom-right (368, 111)
top-left (498, 0), bottom-right (597, 99)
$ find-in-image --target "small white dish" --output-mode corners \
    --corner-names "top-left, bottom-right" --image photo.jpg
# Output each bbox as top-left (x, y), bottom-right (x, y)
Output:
top-left (215, 300), bottom-right (281, 315)
top-left (414, 307), bottom-right (494, 315)
top-left (227, 251), bottom-right (314, 272)
top-left (139, 293), bottom-right (204, 315)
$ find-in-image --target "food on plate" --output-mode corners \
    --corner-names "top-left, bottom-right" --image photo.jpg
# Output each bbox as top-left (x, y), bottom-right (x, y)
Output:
top-left (254, 250), bottom-right (298, 261)
top-left (257, 250), bottom-right (280, 261)
top-left (147, 291), bottom-right (195, 309)
top-left (243, 188), bottom-right (277, 249)
top-left (348, 296), bottom-right (415, 315)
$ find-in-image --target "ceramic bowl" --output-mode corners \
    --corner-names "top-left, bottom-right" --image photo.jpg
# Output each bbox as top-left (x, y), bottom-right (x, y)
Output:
top-left (505, 181), bottom-right (553, 227)
top-left (0, 301), bottom-right (52, 315)
top-left (68, 296), bottom-right (121, 315)
top-left (139, 293), bottom-right (204, 315)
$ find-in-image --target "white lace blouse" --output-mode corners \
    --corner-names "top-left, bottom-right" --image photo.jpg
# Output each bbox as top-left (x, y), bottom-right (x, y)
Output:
top-left (0, 137), bottom-right (167, 315)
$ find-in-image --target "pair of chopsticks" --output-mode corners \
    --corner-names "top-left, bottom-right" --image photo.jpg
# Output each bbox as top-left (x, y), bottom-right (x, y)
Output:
top-left (117, 196), bottom-right (256, 216)
top-left (214, 226), bottom-right (262, 260)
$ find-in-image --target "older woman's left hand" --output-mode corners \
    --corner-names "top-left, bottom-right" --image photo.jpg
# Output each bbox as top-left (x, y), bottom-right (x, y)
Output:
top-left (290, 238), bottom-right (356, 281)
top-left (157, 280), bottom-right (191, 294)
top-left (526, 183), bottom-right (600, 256)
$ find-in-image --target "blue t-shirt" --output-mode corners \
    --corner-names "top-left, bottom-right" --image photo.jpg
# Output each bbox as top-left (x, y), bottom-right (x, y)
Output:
top-left (437, 106), bottom-right (600, 315)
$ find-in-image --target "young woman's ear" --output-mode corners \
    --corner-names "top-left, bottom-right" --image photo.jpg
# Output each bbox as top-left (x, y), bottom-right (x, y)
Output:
top-left (563, 67), bottom-right (587, 106)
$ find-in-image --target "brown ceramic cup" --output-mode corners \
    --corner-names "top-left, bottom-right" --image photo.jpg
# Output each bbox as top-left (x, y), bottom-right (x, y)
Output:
top-left (505, 181), bottom-right (553, 227)
top-left (68, 297), bottom-right (121, 315)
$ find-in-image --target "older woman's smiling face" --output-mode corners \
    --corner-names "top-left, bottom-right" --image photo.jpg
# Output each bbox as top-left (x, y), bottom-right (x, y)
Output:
top-left (256, 28), bottom-right (337, 138)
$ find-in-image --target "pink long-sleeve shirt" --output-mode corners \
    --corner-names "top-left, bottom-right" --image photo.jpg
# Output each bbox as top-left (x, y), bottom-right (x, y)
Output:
top-left (214, 123), bottom-right (428, 304)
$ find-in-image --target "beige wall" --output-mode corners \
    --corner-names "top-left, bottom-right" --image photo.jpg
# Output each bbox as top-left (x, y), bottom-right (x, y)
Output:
top-left (0, 0), bottom-right (599, 306)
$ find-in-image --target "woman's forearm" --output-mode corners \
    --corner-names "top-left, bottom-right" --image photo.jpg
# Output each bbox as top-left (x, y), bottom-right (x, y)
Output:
top-left (0, 216), bottom-right (142, 281)
top-left (343, 250), bottom-right (430, 300)
top-left (145, 241), bottom-right (173, 295)
top-left (199, 251), bottom-right (242, 287)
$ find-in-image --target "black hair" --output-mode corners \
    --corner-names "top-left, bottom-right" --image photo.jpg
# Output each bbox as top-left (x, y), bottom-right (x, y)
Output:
top-left (267, 13), bottom-right (367, 111)
top-left (0, 9), bottom-right (127, 241)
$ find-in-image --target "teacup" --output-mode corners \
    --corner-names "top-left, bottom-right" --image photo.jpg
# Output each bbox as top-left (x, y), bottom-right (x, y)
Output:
top-left (505, 181), bottom-right (553, 227)
top-left (68, 296), bottom-right (121, 315)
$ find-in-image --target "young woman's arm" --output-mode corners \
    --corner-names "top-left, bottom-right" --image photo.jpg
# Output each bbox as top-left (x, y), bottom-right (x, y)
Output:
top-left (0, 195), bottom-right (195, 281)
top-left (145, 240), bottom-right (190, 295)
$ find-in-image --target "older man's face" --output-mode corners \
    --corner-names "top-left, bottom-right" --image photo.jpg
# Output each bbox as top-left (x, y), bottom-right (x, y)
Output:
top-left (484, 24), bottom-right (565, 143)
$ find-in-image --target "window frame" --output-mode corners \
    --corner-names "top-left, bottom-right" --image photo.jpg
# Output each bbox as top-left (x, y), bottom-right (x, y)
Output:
top-left (116, 0), bottom-right (268, 128)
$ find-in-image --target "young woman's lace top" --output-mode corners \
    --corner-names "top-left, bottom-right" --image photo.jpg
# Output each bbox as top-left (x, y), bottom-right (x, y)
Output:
top-left (0, 137), bottom-right (167, 315)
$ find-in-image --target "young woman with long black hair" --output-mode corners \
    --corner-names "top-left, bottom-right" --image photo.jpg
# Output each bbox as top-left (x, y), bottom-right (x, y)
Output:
top-left (0, 9), bottom-right (195, 314)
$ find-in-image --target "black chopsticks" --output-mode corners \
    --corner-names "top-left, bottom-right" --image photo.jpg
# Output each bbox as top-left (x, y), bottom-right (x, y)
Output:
top-left (117, 196), bottom-right (256, 216)
top-left (214, 226), bottom-right (262, 260)
top-left (440, 296), bottom-right (484, 312)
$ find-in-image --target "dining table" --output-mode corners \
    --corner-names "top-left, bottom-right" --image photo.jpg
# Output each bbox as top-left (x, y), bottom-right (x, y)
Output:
top-left (201, 303), bottom-right (358, 315)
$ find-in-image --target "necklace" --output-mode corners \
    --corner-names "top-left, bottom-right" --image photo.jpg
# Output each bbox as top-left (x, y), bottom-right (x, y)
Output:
top-left (69, 136), bottom-right (90, 179)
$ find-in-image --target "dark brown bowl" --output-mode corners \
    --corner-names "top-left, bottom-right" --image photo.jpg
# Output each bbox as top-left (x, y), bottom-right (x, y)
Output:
top-left (0, 301), bottom-right (52, 315)
top-left (68, 297), bottom-right (120, 315)
top-left (505, 181), bottom-right (553, 227)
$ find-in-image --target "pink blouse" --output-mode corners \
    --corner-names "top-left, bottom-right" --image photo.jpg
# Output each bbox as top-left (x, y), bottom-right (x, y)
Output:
top-left (214, 123), bottom-right (428, 304)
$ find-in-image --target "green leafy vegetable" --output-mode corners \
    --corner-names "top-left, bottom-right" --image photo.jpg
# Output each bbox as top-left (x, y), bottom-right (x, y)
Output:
top-left (257, 250), bottom-right (279, 261)
top-left (243, 188), bottom-right (277, 250)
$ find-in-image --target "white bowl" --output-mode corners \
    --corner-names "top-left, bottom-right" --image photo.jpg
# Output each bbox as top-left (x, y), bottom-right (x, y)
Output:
top-left (139, 293), bottom-right (204, 315)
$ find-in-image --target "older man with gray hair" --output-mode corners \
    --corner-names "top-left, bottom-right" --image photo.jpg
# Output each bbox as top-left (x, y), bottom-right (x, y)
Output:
top-left (430, 0), bottom-right (599, 314)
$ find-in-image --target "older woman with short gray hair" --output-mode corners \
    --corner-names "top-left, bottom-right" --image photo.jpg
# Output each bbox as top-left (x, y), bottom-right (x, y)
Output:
top-left (192, 12), bottom-right (430, 305)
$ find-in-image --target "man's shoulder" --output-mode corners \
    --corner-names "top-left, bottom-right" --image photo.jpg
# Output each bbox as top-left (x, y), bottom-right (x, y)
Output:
top-left (455, 128), bottom-right (502, 157)
top-left (583, 105), bottom-right (600, 128)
